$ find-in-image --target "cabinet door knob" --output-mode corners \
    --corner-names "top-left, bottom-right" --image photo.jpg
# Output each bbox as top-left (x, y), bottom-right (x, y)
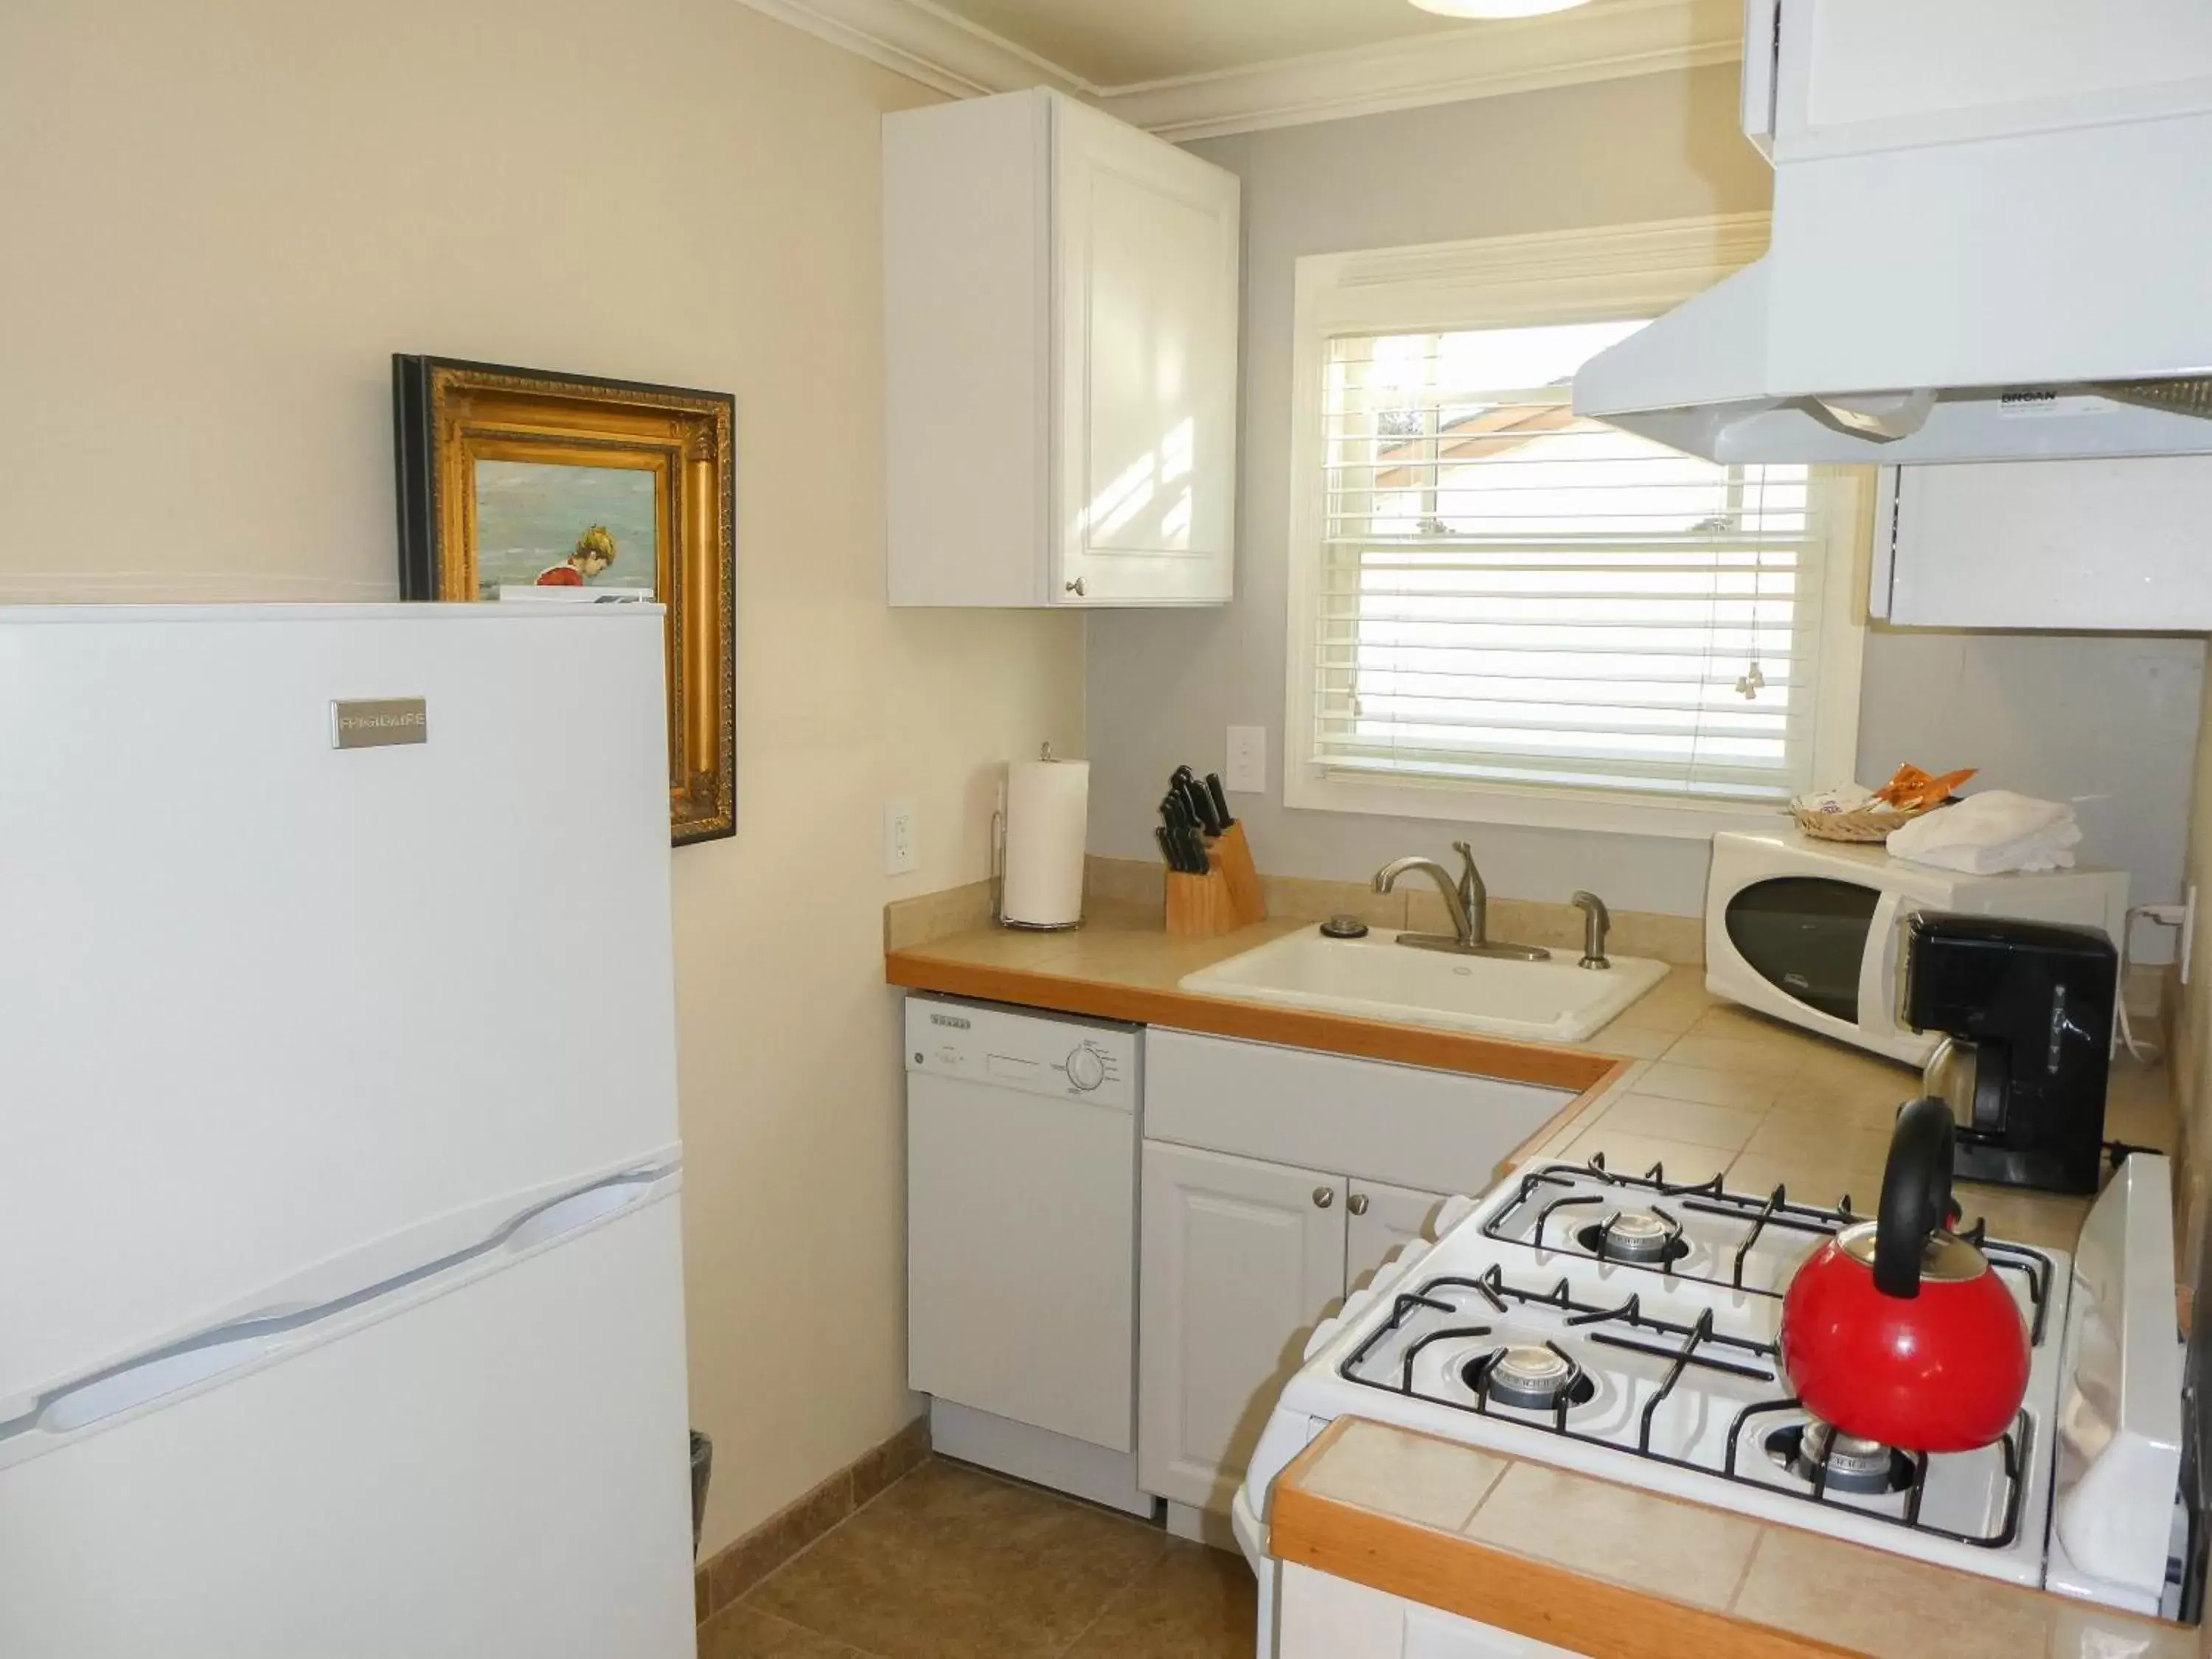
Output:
top-left (1312, 1186), bottom-right (1335, 1209)
top-left (1064, 577), bottom-right (1085, 597)
top-left (1346, 1193), bottom-right (1369, 1216)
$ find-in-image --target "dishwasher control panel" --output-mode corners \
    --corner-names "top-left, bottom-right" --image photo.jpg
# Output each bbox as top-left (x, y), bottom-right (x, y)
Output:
top-left (903, 996), bottom-right (1138, 1112)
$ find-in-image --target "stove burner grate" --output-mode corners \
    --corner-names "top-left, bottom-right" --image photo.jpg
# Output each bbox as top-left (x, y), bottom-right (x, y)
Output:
top-left (1722, 1397), bottom-right (2027, 1549)
top-left (1464, 1342), bottom-right (1597, 1412)
top-left (1573, 1207), bottom-right (1690, 1268)
top-left (1766, 1420), bottom-right (1916, 1496)
top-left (1337, 1263), bottom-right (2029, 1553)
top-left (1481, 1156), bottom-right (2057, 1343)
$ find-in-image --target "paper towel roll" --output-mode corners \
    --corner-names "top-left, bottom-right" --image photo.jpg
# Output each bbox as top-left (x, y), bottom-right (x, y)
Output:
top-left (1002, 755), bottom-right (1088, 929)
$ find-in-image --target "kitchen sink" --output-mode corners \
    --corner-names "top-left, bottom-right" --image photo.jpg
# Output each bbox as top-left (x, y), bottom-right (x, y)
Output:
top-left (1178, 927), bottom-right (1669, 1044)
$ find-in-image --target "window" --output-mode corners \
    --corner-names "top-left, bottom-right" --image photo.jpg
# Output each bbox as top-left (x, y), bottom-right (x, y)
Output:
top-left (1287, 218), bottom-right (1868, 839)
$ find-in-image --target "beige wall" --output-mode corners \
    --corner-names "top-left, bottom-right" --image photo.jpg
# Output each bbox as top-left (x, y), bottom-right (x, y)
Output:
top-left (1, 0), bottom-right (1084, 1556)
top-left (1083, 69), bottom-right (2203, 930)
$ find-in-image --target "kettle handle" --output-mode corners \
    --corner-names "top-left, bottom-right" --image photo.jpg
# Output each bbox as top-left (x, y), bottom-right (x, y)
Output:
top-left (1873, 1097), bottom-right (1957, 1299)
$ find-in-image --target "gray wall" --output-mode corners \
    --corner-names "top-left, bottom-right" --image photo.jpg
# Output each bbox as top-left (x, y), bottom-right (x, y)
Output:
top-left (1082, 68), bottom-right (2203, 942)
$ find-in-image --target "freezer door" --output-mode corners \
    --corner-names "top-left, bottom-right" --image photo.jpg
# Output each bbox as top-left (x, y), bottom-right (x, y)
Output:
top-left (0, 605), bottom-right (680, 1410)
top-left (0, 1195), bottom-right (695, 1659)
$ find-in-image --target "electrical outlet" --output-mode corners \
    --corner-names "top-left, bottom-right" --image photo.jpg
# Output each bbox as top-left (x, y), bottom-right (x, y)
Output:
top-left (1225, 726), bottom-right (1267, 795)
top-left (884, 800), bottom-right (918, 875)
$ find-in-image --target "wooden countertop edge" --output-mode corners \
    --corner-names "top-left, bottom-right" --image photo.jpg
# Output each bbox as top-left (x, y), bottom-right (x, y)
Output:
top-left (883, 949), bottom-right (1624, 1097)
top-left (1271, 1419), bottom-right (2199, 1658)
top-left (1269, 1421), bottom-right (1863, 1659)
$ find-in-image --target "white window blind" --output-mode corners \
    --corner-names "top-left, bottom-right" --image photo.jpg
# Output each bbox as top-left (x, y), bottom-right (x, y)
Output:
top-left (1311, 319), bottom-right (1843, 805)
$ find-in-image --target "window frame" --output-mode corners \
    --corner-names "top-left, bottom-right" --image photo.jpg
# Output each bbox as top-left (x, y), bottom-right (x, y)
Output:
top-left (1283, 213), bottom-right (1869, 841)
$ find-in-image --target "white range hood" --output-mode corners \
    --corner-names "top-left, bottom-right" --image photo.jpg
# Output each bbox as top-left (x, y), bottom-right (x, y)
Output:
top-left (1574, 0), bottom-right (2212, 465)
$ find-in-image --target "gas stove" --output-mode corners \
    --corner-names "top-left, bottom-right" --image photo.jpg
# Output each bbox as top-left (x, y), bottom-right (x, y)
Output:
top-left (1329, 1251), bottom-right (2043, 1564)
top-left (1478, 1160), bottom-right (2059, 1312)
top-left (1236, 1150), bottom-right (2181, 1620)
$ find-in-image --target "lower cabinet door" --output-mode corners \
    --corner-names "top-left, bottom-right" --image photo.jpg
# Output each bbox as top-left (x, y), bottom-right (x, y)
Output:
top-left (1346, 1178), bottom-right (1448, 1294)
top-left (1137, 1141), bottom-right (1346, 1511)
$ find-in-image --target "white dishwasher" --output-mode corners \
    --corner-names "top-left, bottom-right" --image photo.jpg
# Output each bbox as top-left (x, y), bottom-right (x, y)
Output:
top-left (905, 995), bottom-right (1153, 1517)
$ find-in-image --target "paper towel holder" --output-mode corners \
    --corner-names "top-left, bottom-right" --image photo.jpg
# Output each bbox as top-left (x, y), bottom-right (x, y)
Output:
top-left (992, 743), bottom-right (1085, 932)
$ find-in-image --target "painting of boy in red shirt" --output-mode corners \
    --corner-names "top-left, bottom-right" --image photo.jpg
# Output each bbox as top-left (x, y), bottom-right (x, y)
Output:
top-left (536, 524), bottom-right (619, 587)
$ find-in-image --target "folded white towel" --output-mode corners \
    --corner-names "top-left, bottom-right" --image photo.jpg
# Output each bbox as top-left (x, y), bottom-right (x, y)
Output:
top-left (1885, 790), bottom-right (2081, 874)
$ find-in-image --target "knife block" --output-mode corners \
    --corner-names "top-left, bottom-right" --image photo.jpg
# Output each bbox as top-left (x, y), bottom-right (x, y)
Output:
top-left (1209, 822), bottom-right (1267, 927)
top-left (1164, 823), bottom-right (1267, 939)
top-left (1165, 867), bottom-right (1240, 939)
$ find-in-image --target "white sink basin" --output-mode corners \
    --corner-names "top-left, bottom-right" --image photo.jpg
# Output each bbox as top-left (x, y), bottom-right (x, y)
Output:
top-left (1178, 928), bottom-right (1669, 1044)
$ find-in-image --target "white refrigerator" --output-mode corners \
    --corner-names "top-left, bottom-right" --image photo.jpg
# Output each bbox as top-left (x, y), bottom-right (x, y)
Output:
top-left (0, 604), bottom-right (696, 1658)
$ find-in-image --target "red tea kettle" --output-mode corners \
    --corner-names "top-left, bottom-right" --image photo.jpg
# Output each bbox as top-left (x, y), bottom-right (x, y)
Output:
top-left (1778, 1096), bottom-right (2030, 1453)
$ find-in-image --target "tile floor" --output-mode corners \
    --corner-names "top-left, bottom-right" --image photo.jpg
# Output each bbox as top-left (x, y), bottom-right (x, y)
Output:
top-left (698, 1458), bottom-right (1257, 1659)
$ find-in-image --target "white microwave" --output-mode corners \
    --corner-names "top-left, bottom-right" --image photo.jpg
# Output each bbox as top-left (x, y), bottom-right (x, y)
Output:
top-left (1705, 830), bottom-right (2129, 1065)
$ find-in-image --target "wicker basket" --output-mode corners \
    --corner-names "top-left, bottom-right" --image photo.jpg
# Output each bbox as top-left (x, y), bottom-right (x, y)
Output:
top-left (1790, 802), bottom-right (1937, 844)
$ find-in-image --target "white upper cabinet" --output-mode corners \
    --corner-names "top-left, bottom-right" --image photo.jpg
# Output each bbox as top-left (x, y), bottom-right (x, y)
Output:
top-left (1871, 458), bottom-right (2212, 630)
top-left (1750, 0), bottom-right (2212, 161)
top-left (884, 90), bottom-right (1240, 608)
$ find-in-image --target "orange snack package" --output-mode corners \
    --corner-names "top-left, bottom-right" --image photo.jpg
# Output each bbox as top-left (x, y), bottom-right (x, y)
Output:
top-left (1873, 764), bottom-right (1977, 811)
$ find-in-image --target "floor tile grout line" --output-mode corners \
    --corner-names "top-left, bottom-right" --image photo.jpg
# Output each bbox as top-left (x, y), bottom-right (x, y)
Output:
top-left (939, 1455), bottom-right (1177, 1659)
top-left (940, 1453), bottom-right (1173, 1531)
top-left (733, 1456), bottom-right (937, 1613)
top-left (1046, 1591), bottom-right (1121, 1658)
top-left (734, 1455), bottom-right (1179, 1659)
top-left (742, 1603), bottom-right (890, 1659)
top-left (1038, 1532), bottom-right (1179, 1659)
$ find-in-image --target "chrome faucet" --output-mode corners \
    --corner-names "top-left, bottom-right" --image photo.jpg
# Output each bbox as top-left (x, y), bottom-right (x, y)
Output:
top-left (1372, 841), bottom-right (1550, 961)
top-left (1571, 890), bottom-right (1612, 970)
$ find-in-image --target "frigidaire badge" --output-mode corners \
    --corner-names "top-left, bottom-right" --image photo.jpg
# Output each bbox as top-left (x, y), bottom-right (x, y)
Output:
top-left (330, 698), bottom-right (428, 749)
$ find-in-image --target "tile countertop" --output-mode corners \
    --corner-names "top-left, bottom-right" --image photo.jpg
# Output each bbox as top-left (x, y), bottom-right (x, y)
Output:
top-left (884, 902), bottom-right (2176, 1250)
top-left (1269, 1418), bottom-right (2198, 1659)
top-left (1514, 963), bottom-right (2175, 1253)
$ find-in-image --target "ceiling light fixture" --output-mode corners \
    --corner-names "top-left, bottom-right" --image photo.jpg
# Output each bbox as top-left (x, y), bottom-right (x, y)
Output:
top-left (1408, 0), bottom-right (1595, 17)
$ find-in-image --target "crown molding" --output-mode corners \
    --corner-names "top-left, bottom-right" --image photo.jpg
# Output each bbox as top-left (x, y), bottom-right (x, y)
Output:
top-left (733, 0), bottom-right (1745, 136)
top-left (1100, 0), bottom-right (1745, 142)
top-left (731, 0), bottom-right (1081, 100)
top-left (1298, 210), bottom-right (1773, 331)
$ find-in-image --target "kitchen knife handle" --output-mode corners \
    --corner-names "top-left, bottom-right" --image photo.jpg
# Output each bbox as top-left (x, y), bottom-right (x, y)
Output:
top-left (1181, 776), bottom-right (1222, 837)
top-left (1155, 825), bottom-right (1181, 872)
top-left (1206, 773), bottom-right (1235, 829)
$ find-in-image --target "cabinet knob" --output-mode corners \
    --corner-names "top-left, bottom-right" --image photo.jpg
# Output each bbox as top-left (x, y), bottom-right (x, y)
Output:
top-left (1346, 1193), bottom-right (1369, 1216)
top-left (1064, 577), bottom-right (1085, 597)
top-left (1312, 1186), bottom-right (1335, 1209)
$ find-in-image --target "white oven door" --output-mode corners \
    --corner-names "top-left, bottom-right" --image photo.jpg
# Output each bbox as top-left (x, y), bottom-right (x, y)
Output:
top-left (1705, 872), bottom-right (1935, 1065)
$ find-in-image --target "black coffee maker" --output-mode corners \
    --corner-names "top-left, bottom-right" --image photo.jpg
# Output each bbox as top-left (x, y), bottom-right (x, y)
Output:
top-left (1898, 912), bottom-right (2118, 1195)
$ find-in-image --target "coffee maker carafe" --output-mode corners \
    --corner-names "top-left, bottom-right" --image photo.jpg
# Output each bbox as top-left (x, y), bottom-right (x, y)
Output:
top-left (1899, 912), bottom-right (2117, 1194)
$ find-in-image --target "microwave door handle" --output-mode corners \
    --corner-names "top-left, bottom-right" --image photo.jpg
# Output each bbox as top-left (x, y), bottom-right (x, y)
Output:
top-left (1862, 893), bottom-right (1910, 1043)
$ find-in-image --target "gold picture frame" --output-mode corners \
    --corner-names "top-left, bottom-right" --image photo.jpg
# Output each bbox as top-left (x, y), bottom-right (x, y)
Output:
top-left (394, 357), bottom-right (735, 844)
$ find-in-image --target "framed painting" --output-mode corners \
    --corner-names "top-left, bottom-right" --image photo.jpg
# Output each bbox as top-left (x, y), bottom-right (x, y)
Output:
top-left (393, 357), bottom-right (735, 845)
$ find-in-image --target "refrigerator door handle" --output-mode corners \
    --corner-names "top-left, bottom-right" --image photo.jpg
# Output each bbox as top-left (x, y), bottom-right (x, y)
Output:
top-left (1, 1161), bottom-right (678, 1450)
